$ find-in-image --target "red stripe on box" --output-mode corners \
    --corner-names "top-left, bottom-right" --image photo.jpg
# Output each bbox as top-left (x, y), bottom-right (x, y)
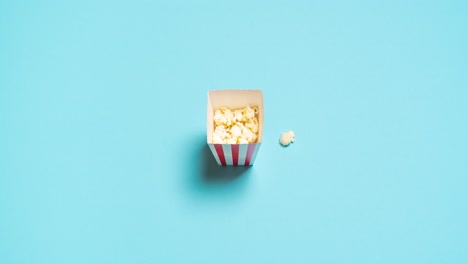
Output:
top-left (214, 144), bottom-right (226, 166)
top-left (231, 144), bottom-right (239, 166)
top-left (244, 144), bottom-right (256, 166)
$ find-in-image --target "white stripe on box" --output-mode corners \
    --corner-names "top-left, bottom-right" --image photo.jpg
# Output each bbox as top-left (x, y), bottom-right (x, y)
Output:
top-left (222, 144), bottom-right (233, 165)
top-left (238, 144), bottom-right (249, 166)
top-left (208, 144), bottom-right (222, 165)
top-left (250, 143), bottom-right (261, 165)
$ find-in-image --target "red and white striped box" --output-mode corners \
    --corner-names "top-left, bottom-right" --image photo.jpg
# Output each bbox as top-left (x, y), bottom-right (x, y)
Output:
top-left (207, 90), bottom-right (264, 166)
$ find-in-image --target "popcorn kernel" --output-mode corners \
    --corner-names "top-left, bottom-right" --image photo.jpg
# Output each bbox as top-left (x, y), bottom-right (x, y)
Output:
top-left (279, 130), bottom-right (295, 146)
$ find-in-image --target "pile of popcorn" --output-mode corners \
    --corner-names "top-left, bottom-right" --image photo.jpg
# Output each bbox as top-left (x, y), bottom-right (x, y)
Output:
top-left (212, 105), bottom-right (259, 144)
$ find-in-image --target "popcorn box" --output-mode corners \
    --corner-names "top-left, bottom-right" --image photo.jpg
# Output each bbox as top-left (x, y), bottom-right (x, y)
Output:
top-left (207, 90), bottom-right (264, 166)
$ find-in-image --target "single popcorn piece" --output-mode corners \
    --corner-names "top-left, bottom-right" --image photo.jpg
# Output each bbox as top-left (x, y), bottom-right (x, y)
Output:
top-left (212, 134), bottom-right (223, 144)
top-left (237, 137), bottom-right (249, 144)
top-left (222, 108), bottom-right (234, 126)
top-left (225, 138), bottom-right (237, 144)
top-left (212, 126), bottom-right (228, 144)
top-left (245, 117), bottom-right (259, 133)
top-left (230, 123), bottom-right (242, 138)
top-left (212, 105), bottom-right (259, 144)
top-left (233, 109), bottom-right (244, 122)
top-left (243, 106), bottom-right (257, 119)
top-left (213, 109), bottom-right (224, 126)
top-left (279, 130), bottom-right (295, 146)
top-left (242, 125), bottom-right (256, 142)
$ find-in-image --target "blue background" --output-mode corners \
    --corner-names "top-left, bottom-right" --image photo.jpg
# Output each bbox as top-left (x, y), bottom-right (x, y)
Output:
top-left (1, 0), bottom-right (467, 263)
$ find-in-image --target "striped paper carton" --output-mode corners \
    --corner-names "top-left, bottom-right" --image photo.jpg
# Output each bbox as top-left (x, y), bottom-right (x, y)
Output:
top-left (207, 90), bottom-right (264, 166)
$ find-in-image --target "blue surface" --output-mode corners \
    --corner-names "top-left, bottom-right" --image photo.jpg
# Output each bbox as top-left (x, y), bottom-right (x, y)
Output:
top-left (1, 0), bottom-right (467, 263)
